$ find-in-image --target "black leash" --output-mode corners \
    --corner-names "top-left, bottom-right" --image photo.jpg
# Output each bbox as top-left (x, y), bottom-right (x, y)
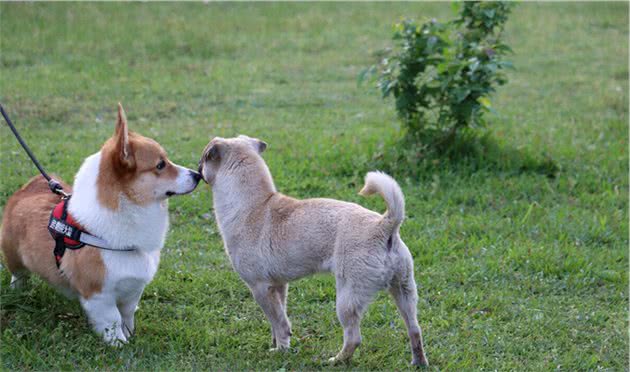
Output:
top-left (1, 104), bottom-right (69, 198)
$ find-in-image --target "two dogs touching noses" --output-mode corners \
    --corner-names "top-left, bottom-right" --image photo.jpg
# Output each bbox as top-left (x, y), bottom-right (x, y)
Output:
top-left (1, 104), bottom-right (428, 366)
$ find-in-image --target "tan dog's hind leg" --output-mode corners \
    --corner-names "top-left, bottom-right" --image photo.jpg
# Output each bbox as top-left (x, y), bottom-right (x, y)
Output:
top-left (251, 282), bottom-right (292, 351)
top-left (389, 260), bottom-right (429, 366)
top-left (329, 281), bottom-right (376, 364)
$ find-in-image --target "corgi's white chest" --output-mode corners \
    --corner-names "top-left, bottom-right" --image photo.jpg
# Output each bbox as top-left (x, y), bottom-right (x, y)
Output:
top-left (102, 250), bottom-right (161, 293)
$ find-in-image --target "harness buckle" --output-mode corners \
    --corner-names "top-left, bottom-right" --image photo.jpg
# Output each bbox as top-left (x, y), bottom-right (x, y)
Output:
top-left (48, 179), bottom-right (70, 198)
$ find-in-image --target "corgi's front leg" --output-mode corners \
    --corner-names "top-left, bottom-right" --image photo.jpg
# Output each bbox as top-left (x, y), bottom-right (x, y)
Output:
top-left (80, 293), bottom-right (127, 346)
top-left (118, 289), bottom-right (143, 339)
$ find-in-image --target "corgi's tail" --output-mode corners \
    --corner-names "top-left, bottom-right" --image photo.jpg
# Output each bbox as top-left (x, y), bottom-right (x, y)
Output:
top-left (359, 171), bottom-right (404, 228)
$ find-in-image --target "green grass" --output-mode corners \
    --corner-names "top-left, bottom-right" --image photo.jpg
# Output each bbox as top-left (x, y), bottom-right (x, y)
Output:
top-left (0, 2), bottom-right (627, 370)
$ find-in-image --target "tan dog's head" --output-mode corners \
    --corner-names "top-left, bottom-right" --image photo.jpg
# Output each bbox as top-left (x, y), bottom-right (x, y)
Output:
top-left (198, 135), bottom-right (267, 185)
top-left (97, 103), bottom-right (201, 209)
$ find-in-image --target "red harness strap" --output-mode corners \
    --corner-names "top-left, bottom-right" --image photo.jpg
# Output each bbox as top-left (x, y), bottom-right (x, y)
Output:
top-left (48, 198), bottom-right (85, 267)
top-left (50, 199), bottom-right (84, 246)
top-left (47, 198), bottom-right (134, 268)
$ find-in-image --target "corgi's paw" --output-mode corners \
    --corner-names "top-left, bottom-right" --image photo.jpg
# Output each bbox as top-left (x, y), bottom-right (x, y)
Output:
top-left (106, 336), bottom-right (127, 348)
top-left (103, 328), bottom-right (127, 347)
top-left (122, 322), bottom-right (135, 339)
top-left (9, 274), bottom-right (28, 290)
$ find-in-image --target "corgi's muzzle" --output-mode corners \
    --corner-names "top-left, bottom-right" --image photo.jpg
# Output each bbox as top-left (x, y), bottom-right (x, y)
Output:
top-left (165, 168), bottom-right (202, 197)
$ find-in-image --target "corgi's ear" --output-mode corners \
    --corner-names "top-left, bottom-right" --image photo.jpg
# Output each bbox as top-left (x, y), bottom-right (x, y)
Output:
top-left (115, 103), bottom-right (134, 167)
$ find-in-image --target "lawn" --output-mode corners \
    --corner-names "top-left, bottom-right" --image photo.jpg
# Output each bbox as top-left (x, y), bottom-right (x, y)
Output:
top-left (0, 2), bottom-right (627, 370)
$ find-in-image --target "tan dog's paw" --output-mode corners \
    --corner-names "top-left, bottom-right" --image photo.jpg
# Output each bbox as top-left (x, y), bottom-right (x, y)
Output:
top-left (269, 345), bottom-right (289, 352)
top-left (412, 356), bottom-right (429, 367)
top-left (328, 356), bottom-right (350, 365)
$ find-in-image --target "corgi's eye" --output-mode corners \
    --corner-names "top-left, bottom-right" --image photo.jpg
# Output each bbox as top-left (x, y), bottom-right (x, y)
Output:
top-left (156, 160), bottom-right (166, 170)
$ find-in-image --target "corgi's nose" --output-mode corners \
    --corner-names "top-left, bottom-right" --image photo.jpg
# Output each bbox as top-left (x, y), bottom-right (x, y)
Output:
top-left (189, 170), bottom-right (202, 183)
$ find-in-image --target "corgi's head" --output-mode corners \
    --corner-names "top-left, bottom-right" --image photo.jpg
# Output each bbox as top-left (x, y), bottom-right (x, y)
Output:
top-left (96, 103), bottom-right (201, 210)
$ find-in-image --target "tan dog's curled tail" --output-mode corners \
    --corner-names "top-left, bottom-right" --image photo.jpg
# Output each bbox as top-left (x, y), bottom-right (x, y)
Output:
top-left (359, 171), bottom-right (405, 228)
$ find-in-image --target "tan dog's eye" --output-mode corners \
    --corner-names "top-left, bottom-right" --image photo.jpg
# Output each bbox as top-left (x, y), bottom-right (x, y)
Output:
top-left (156, 160), bottom-right (166, 170)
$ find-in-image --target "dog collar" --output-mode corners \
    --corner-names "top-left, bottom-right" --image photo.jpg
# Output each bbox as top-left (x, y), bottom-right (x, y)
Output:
top-left (48, 197), bottom-right (135, 268)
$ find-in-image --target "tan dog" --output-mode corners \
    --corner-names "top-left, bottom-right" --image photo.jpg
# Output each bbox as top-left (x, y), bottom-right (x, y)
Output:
top-left (198, 135), bottom-right (428, 366)
top-left (1, 104), bottom-right (201, 344)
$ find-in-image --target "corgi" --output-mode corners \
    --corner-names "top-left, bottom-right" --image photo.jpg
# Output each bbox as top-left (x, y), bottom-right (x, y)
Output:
top-left (1, 103), bottom-right (201, 345)
top-left (198, 135), bottom-right (428, 366)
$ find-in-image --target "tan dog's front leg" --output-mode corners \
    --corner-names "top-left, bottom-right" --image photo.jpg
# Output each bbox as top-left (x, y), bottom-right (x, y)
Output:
top-left (251, 282), bottom-right (292, 351)
top-left (270, 283), bottom-right (291, 347)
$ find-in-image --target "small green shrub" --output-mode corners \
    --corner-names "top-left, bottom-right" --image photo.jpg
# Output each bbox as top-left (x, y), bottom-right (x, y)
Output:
top-left (365, 2), bottom-right (514, 147)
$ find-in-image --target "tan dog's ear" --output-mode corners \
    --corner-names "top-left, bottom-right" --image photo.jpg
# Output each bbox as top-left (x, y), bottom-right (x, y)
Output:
top-left (115, 103), bottom-right (134, 168)
top-left (203, 139), bottom-right (223, 162)
top-left (239, 135), bottom-right (267, 154)
top-left (207, 143), bottom-right (221, 160)
top-left (257, 139), bottom-right (267, 154)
